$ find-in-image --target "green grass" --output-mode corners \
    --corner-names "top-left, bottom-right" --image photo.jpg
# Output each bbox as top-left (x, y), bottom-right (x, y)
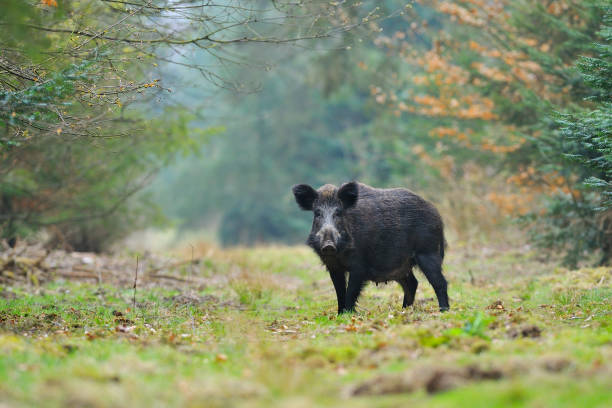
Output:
top-left (1, 245), bottom-right (611, 407)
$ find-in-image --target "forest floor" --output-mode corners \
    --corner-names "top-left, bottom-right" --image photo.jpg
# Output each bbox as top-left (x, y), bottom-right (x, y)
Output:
top-left (1, 243), bottom-right (611, 407)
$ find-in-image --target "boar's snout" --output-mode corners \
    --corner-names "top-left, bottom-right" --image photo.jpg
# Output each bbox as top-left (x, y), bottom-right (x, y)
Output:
top-left (321, 242), bottom-right (337, 255)
top-left (315, 224), bottom-right (340, 256)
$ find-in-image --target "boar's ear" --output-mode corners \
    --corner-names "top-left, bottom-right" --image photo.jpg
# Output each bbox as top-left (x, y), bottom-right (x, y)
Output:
top-left (338, 181), bottom-right (358, 209)
top-left (292, 184), bottom-right (318, 211)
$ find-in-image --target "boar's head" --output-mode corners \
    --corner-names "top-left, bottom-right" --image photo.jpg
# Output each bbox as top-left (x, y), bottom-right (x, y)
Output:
top-left (292, 182), bottom-right (358, 257)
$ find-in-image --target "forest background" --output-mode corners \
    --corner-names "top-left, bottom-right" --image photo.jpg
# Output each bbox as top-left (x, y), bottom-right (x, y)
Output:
top-left (1, 0), bottom-right (610, 268)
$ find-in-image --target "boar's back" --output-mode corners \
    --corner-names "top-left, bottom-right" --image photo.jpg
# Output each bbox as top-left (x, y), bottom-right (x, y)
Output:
top-left (346, 184), bottom-right (443, 272)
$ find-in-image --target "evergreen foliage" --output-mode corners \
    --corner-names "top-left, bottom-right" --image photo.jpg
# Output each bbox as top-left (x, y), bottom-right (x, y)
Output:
top-left (530, 9), bottom-right (611, 266)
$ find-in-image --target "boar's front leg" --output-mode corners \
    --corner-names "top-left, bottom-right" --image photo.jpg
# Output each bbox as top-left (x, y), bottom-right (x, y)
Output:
top-left (344, 269), bottom-right (367, 313)
top-left (328, 269), bottom-right (347, 315)
top-left (398, 270), bottom-right (418, 308)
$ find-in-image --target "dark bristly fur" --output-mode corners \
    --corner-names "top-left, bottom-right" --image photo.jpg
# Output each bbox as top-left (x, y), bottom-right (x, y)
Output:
top-left (292, 181), bottom-right (449, 314)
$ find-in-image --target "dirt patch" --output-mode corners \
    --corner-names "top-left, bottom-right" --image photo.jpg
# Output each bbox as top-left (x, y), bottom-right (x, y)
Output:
top-left (350, 364), bottom-right (504, 396)
top-left (508, 324), bottom-right (542, 338)
top-left (540, 356), bottom-right (572, 372)
top-left (351, 373), bottom-right (417, 396)
top-left (425, 365), bottom-right (503, 394)
top-left (350, 354), bottom-right (578, 397)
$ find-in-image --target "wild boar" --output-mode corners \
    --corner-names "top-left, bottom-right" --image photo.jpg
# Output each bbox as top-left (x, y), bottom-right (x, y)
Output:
top-left (292, 181), bottom-right (449, 314)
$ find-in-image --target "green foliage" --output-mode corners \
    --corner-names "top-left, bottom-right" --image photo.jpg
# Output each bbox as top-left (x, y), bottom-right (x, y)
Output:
top-left (1, 0), bottom-right (360, 250)
top-left (560, 107), bottom-right (611, 210)
top-left (528, 8), bottom-right (612, 267)
top-left (0, 3), bottom-right (198, 249)
top-left (0, 60), bottom-right (94, 147)
top-left (566, 10), bottom-right (612, 210)
top-left (1, 104), bottom-right (215, 250)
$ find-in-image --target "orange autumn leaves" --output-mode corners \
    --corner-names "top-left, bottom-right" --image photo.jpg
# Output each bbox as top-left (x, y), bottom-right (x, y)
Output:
top-left (372, 0), bottom-right (580, 120)
top-left (367, 0), bottom-right (584, 218)
top-left (428, 126), bottom-right (525, 153)
top-left (41, 0), bottom-right (58, 7)
top-left (488, 170), bottom-right (580, 216)
top-left (411, 144), bottom-right (456, 181)
top-left (369, 48), bottom-right (500, 121)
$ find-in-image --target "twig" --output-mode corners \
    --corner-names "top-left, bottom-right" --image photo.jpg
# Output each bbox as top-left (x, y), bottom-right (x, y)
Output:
top-left (190, 244), bottom-right (195, 334)
top-left (467, 269), bottom-right (476, 285)
top-left (132, 256), bottom-right (139, 310)
top-left (190, 244), bottom-right (194, 286)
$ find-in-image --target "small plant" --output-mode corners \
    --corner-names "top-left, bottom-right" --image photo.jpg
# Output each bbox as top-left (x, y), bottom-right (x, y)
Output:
top-left (461, 312), bottom-right (494, 339)
top-left (443, 312), bottom-right (494, 341)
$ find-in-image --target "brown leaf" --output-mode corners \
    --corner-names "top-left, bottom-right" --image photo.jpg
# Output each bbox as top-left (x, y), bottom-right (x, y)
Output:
top-left (115, 325), bottom-right (135, 333)
top-left (487, 300), bottom-right (504, 310)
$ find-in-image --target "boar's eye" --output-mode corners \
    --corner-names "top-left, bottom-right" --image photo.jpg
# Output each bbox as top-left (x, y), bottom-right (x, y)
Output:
top-left (314, 209), bottom-right (322, 217)
top-left (334, 208), bottom-right (343, 217)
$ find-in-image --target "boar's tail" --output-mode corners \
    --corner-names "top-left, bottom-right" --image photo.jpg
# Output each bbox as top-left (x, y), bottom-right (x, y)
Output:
top-left (440, 229), bottom-right (447, 261)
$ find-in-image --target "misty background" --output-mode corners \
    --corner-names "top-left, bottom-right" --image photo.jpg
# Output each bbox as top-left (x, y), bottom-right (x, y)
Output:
top-left (2, 0), bottom-right (610, 267)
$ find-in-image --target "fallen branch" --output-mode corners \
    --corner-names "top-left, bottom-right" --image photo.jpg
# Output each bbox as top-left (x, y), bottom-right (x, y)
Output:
top-left (54, 271), bottom-right (99, 279)
top-left (147, 273), bottom-right (193, 283)
top-left (146, 258), bottom-right (201, 275)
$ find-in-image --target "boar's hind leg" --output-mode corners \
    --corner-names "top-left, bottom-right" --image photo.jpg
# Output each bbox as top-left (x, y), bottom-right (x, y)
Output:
top-left (415, 253), bottom-right (449, 312)
top-left (328, 269), bottom-right (347, 315)
top-left (398, 271), bottom-right (418, 308)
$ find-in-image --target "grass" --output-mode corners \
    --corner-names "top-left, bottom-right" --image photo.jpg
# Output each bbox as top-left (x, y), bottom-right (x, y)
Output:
top-left (1, 244), bottom-right (611, 407)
